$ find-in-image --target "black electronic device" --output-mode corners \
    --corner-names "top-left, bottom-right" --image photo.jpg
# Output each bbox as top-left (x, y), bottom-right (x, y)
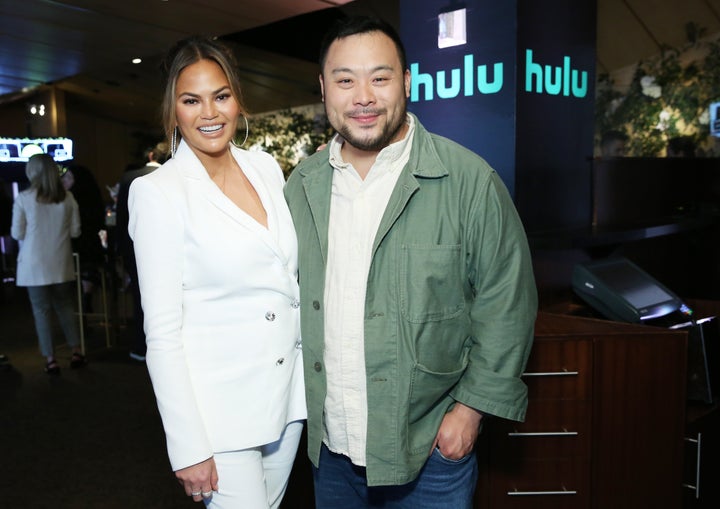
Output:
top-left (572, 257), bottom-right (685, 324)
top-left (573, 257), bottom-right (718, 404)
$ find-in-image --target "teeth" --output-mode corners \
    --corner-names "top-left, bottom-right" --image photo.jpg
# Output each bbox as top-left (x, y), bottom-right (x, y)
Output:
top-left (199, 125), bottom-right (222, 133)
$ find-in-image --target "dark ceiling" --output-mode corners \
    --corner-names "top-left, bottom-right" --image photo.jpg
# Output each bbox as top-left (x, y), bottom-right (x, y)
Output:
top-left (1, 0), bottom-right (720, 130)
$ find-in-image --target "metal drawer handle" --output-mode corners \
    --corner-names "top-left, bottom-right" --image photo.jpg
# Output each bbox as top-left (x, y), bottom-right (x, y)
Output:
top-left (682, 433), bottom-right (701, 499)
top-left (523, 370), bottom-right (579, 376)
top-left (508, 487), bottom-right (577, 496)
top-left (508, 430), bottom-right (578, 437)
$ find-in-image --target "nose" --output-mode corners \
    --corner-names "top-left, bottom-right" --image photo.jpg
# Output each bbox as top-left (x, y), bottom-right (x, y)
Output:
top-left (353, 81), bottom-right (375, 106)
top-left (201, 99), bottom-right (218, 119)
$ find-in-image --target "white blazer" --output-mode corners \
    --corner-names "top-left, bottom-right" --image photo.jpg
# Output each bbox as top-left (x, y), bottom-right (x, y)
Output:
top-left (11, 189), bottom-right (81, 287)
top-left (128, 141), bottom-right (306, 471)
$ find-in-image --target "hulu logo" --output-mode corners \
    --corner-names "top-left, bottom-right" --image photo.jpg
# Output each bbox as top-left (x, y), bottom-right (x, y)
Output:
top-left (409, 49), bottom-right (588, 102)
top-left (410, 55), bottom-right (503, 102)
top-left (525, 49), bottom-right (587, 98)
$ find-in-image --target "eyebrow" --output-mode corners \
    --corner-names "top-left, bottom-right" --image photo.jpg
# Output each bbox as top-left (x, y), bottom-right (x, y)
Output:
top-left (330, 64), bottom-right (394, 75)
top-left (178, 85), bottom-right (231, 97)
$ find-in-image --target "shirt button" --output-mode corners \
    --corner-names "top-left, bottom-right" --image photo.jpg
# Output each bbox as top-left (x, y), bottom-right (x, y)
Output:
top-left (265, 311), bottom-right (276, 321)
top-left (291, 299), bottom-right (300, 309)
top-left (312, 301), bottom-right (320, 310)
top-left (314, 362), bottom-right (322, 372)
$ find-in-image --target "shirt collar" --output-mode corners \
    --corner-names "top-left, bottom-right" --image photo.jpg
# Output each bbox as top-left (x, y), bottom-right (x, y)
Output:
top-left (328, 113), bottom-right (415, 174)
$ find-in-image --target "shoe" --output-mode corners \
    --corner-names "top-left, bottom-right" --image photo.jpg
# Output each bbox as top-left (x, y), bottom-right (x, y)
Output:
top-left (44, 360), bottom-right (60, 375)
top-left (70, 352), bottom-right (88, 369)
top-left (129, 352), bottom-right (146, 362)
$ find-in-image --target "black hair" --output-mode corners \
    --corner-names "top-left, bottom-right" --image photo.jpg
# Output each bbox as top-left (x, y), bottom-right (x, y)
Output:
top-left (318, 15), bottom-right (407, 75)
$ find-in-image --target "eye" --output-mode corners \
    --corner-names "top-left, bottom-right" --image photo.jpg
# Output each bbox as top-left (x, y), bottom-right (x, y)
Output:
top-left (181, 97), bottom-right (198, 105)
top-left (216, 93), bottom-right (231, 101)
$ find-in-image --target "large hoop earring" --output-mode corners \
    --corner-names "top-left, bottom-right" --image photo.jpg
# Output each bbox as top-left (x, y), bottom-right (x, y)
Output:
top-left (234, 114), bottom-right (249, 147)
top-left (171, 126), bottom-right (178, 158)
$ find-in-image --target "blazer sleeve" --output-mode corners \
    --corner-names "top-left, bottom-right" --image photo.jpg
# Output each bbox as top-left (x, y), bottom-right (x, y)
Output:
top-left (10, 195), bottom-right (26, 241)
top-left (128, 175), bottom-right (213, 470)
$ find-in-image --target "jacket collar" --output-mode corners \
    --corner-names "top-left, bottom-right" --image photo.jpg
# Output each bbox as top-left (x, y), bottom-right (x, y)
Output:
top-left (173, 140), bottom-right (286, 258)
top-left (295, 113), bottom-right (449, 260)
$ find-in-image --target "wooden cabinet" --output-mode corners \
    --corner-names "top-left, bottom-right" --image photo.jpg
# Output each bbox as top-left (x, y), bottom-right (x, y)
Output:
top-left (683, 404), bottom-right (720, 508)
top-left (681, 299), bottom-right (720, 508)
top-left (476, 311), bottom-right (688, 509)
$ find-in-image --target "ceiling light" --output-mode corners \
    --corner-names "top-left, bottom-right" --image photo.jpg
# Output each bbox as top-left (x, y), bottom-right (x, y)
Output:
top-left (132, 58), bottom-right (142, 64)
top-left (28, 104), bottom-right (45, 116)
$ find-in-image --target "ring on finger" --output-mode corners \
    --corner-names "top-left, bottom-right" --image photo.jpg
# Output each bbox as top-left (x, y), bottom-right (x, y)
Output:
top-left (191, 491), bottom-right (201, 496)
top-left (202, 490), bottom-right (213, 498)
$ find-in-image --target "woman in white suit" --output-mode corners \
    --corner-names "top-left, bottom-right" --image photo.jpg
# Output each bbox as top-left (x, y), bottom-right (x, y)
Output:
top-left (128, 36), bottom-right (305, 508)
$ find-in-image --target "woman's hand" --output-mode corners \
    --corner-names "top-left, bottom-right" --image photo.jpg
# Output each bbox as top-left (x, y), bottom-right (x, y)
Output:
top-left (176, 456), bottom-right (219, 502)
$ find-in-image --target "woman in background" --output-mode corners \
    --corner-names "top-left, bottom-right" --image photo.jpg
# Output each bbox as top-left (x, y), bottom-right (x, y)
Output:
top-left (128, 36), bottom-right (305, 508)
top-left (11, 153), bottom-right (86, 374)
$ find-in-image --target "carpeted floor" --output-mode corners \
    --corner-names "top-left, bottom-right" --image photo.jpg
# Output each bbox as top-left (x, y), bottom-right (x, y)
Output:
top-left (0, 281), bottom-right (314, 509)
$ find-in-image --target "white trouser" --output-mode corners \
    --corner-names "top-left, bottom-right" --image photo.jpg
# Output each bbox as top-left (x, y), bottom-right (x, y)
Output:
top-left (205, 420), bottom-right (304, 509)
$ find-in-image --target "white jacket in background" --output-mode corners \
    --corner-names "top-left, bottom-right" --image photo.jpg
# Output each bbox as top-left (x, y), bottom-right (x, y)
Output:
top-left (11, 188), bottom-right (80, 286)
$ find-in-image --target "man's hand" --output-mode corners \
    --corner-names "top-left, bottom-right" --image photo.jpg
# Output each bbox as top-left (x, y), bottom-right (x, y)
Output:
top-left (431, 403), bottom-right (483, 460)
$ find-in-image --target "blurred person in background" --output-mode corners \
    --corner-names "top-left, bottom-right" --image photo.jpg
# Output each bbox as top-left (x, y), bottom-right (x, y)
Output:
top-left (11, 153), bottom-right (86, 374)
top-left (60, 164), bottom-right (105, 315)
top-left (116, 141), bottom-right (167, 362)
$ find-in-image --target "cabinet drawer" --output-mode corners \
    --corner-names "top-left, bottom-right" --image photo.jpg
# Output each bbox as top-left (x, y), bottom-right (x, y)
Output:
top-left (488, 457), bottom-right (590, 509)
top-left (490, 400), bottom-right (591, 458)
top-left (523, 339), bottom-right (592, 400)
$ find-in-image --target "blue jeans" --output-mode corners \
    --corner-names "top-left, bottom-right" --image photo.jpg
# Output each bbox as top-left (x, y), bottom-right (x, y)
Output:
top-left (26, 282), bottom-right (80, 357)
top-left (312, 443), bottom-right (478, 508)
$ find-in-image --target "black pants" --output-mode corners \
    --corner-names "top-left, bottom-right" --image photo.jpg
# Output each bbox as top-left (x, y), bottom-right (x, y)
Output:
top-left (126, 259), bottom-right (146, 356)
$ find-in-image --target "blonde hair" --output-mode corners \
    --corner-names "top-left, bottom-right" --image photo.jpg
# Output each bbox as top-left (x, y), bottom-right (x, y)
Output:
top-left (25, 153), bottom-right (66, 203)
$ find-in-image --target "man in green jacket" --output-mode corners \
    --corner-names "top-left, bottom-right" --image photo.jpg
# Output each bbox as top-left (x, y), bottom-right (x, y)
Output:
top-left (285, 15), bottom-right (537, 508)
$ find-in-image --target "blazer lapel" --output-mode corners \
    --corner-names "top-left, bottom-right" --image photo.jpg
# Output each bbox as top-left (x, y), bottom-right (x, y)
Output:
top-left (176, 141), bottom-right (287, 261)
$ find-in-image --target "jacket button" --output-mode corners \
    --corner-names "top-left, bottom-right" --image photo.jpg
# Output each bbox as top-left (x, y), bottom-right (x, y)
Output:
top-left (314, 362), bottom-right (322, 372)
top-left (265, 311), bottom-right (276, 321)
top-left (312, 301), bottom-right (320, 310)
top-left (276, 358), bottom-right (284, 366)
top-left (291, 299), bottom-right (300, 309)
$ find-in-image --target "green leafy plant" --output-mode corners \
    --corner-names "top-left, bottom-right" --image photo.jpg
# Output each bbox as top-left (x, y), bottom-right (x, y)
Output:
top-left (595, 24), bottom-right (720, 156)
top-left (243, 108), bottom-right (335, 177)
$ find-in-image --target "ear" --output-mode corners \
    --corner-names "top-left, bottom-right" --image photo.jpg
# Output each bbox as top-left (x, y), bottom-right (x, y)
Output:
top-left (404, 68), bottom-right (411, 99)
top-left (319, 73), bottom-right (325, 102)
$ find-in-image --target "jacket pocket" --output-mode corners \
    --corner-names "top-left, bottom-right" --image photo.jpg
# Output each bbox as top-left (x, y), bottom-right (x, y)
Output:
top-left (407, 360), bottom-right (467, 453)
top-left (399, 244), bottom-right (465, 323)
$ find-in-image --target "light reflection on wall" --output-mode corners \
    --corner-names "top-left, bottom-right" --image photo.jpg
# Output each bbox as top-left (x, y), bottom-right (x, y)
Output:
top-left (438, 8), bottom-right (466, 49)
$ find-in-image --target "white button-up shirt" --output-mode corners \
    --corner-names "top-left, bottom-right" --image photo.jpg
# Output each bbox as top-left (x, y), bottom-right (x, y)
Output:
top-left (323, 115), bottom-right (415, 466)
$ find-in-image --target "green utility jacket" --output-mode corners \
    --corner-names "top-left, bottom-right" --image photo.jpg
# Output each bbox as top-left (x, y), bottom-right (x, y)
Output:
top-left (284, 115), bottom-right (537, 486)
